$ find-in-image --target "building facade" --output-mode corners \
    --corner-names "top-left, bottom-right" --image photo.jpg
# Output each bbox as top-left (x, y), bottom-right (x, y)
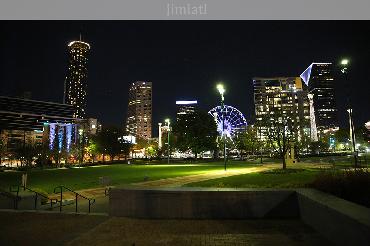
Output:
top-left (176, 100), bottom-right (197, 119)
top-left (253, 77), bottom-right (310, 141)
top-left (125, 81), bottom-right (152, 139)
top-left (64, 39), bottom-right (90, 119)
top-left (0, 96), bottom-right (79, 153)
top-left (300, 63), bottom-right (338, 135)
top-left (86, 118), bottom-right (101, 135)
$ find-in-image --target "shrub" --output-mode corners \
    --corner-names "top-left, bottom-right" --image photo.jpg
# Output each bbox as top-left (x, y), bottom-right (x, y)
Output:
top-left (64, 163), bottom-right (73, 168)
top-left (310, 169), bottom-right (370, 208)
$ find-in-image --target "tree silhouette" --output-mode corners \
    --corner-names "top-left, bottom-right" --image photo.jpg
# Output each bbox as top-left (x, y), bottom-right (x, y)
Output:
top-left (172, 110), bottom-right (218, 160)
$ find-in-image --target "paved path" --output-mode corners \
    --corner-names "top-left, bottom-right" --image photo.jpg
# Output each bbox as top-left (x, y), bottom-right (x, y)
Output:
top-left (65, 217), bottom-right (332, 246)
top-left (0, 211), bottom-right (331, 246)
top-left (131, 165), bottom-right (277, 188)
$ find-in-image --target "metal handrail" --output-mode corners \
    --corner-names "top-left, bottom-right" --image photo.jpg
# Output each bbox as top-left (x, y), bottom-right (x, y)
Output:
top-left (9, 185), bottom-right (58, 210)
top-left (53, 185), bottom-right (95, 213)
top-left (1, 187), bottom-right (20, 209)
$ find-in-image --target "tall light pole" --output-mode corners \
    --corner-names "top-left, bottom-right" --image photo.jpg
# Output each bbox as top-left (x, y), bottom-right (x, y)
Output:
top-left (341, 58), bottom-right (358, 167)
top-left (158, 123), bottom-right (162, 149)
top-left (165, 118), bottom-right (171, 164)
top-left (78, 128), bottom-right (84, 167)
top-left (217, 83), bottom-right (227, 171)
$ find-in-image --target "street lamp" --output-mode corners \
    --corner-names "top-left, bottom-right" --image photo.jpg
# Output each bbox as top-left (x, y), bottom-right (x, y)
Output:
top-left (165, 118), bottom-right (171, 164)
top-left (341, 58), bottom-right (358, 167)
top-left (158, 123), bottom-right (163, 149)
top-left (78, 128), bottom-right (84, 166)
top-left (217, 83), bottom-right (227, 171)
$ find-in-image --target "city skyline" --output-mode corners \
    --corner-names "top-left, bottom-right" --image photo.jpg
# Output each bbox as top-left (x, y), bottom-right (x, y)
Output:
top-left (0, 21), bottom-right (369, 134)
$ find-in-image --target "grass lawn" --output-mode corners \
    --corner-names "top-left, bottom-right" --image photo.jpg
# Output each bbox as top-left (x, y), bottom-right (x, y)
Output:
top-left (185, 168), bottom-right (321, 188)
top-left (0, 161), bottom-right (258, 193)
top-left (184, 155), bottom-right (368, 189)
top-left (0, 155), bottom-right (362, 193)
top-left (298, 154), bottom-right (369, 167)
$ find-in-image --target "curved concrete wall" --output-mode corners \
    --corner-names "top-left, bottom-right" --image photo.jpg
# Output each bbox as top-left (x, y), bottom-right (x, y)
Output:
top-left (297, 189), bottom-right (370, 246)
top-left (109, 188), bottom-right (299, 219)
top-left (109, 187), bottom-right (370, 245)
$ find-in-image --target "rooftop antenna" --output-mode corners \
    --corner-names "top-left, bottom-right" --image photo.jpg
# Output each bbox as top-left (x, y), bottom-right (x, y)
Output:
top-left (79, 32), bottom-right (82, 41)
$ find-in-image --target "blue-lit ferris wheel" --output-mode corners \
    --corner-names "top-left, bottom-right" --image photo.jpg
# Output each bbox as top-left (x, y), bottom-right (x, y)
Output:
top-left (208, 105), bottom-right (247, 138)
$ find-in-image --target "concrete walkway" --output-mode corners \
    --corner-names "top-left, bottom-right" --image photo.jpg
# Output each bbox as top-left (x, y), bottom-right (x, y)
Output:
top-left (0, 210), bottom-right (331, 246)
top-left (67, 217), bottom-right (332, 246)
top-left (66, 217), bottom-right (332, 246)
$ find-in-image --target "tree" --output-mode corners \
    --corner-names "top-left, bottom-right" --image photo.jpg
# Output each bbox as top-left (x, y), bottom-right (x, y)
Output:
top-left (95, 127), bottom-right (132, 162)
top-left (134, 137), bottom-right (150, 158)
top-left (35, 141), bottom-right (51, 168)
top-left (264, 109), bottom-right (295, 169)
top-left (295, 133), bottom-right (311, 157)
top-left (69, 143), bottom-right (82, 164)
top-left (317, 132), bottom-right (331, 153)
top-left (136, 137), bottom-right (149, 150)
top-left (172, 110), bottom-right (218, 160)
top-left (86, 138), bottom-right (99, 163)
top-left (309, 140), bottom-right (325, 154)
top-left (0, 135), bottom-right (6, 166)
top-left (335, 128), bottom-right (350, 143)
top-left (51, 146), bottom-right (63, 167)
top-left (14, 141), bottom-right (39, 167)
top-left (121, 140), bottom-right (132, 160)
top-left (145, 142), bottom-right (159, 160)
top-left (234, 125), bottom-right (261, 159)
top-left (161, 128), bottom-right (176, 159)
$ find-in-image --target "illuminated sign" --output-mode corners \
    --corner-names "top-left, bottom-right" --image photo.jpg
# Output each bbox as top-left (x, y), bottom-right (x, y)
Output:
top-left (176, 100), bottom-right (198, 105)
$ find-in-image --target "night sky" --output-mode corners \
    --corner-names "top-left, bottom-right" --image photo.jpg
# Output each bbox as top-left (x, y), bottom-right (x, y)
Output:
top-left (0, 21), bottom-right (369, 136)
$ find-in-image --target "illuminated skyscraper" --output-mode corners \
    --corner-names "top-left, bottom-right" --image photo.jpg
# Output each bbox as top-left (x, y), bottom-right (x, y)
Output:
top-left (176, 100), bottom-right (197, 119)
top-left (125, 81), bottom-right (152, 139)
top-left (64, 38), bottom-right (90, 119)
top-left (300, 63), bottom-right (338, 134)
top-left (253, 77), bottom-right (310, 140)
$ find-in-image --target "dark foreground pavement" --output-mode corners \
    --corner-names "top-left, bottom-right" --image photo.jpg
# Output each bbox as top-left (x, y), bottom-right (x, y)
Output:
top-left (0, 211), bottom-right (332, 246)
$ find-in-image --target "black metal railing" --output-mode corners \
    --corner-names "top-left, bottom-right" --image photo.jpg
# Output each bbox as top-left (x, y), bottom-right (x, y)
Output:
top-left (1, 187), bottom-right (20, 209)
top-left (9, 185), bottom-right (58, 210)
top-left (53, 186), bottom-right (95, 213)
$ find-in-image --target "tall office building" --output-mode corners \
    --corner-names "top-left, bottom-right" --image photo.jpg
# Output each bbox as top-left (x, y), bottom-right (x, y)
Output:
top-left (125, 81), bottom-right (152, 139)
top-left (253, 77), bottom-right (310, 140)
top-left (64, 38), bottom-right (90, 119)
top-left (300, 63), bottom-right (338, 135)
top-left (176, 100), bottom-right (197, 119)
